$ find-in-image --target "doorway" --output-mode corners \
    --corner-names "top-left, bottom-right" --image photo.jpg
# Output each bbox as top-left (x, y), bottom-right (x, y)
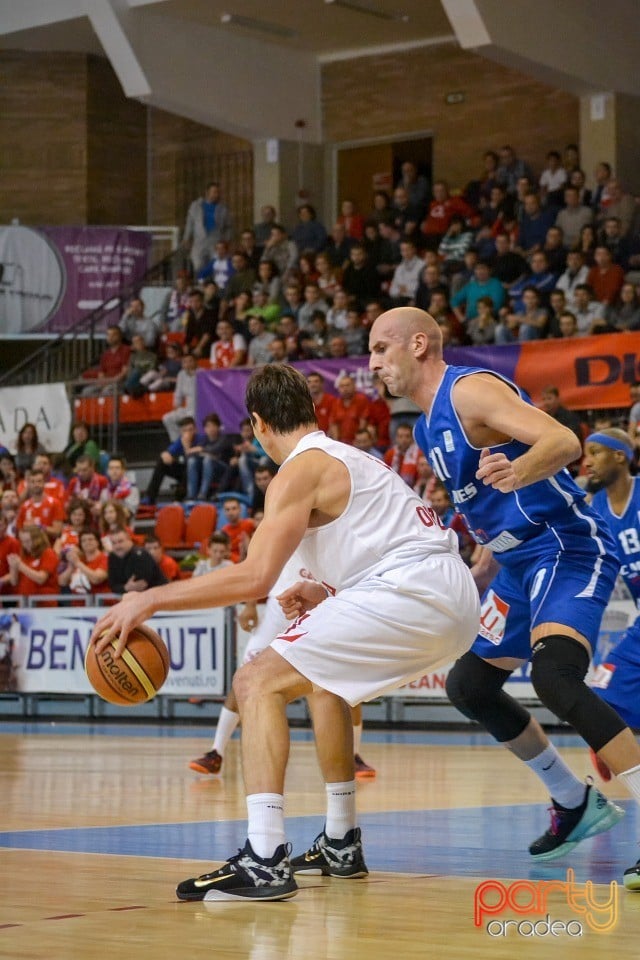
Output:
top-left (335, 134), bottom-right (432, 223)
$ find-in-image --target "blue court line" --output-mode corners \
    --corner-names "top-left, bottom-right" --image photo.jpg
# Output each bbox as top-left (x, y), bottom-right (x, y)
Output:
top-left (0, 721), bottom-right (588, 749)
top-left (0, 802), bottom-right (635, 885)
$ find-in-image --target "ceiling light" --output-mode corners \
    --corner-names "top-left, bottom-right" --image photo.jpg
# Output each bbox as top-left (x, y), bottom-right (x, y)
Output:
top-left (324, 0), bottom-right (409, 23)
top-left (220, 13), bottom-right (298, 39)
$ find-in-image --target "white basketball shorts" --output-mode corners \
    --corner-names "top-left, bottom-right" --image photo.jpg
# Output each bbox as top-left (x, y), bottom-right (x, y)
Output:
top-left (270, 554), bottom-right (480, 707)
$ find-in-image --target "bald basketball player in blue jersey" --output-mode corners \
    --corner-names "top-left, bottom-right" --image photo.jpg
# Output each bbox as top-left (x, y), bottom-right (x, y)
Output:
top-left (369, 307), bottom-right (640, 886)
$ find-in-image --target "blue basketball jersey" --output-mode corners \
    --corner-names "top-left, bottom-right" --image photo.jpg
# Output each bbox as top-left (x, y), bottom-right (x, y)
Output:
top-left (591, 478), bottom-right (640, 611)
top-left (414, 365), bottom-right (613, 567)
top-left (589, 478), bottom-right (640, 726)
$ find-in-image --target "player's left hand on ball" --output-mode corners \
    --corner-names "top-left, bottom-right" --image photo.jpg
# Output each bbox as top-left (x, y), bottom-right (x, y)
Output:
top-left (475, 448), bottom-right (518, 493)
top-left (91, 592), bottom-right (153, 657)
top-left (277, 580), bottom-right (328, 618)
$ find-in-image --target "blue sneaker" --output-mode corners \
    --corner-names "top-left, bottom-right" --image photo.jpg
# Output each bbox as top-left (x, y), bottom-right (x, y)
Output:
top-left (529, 781), bottom-right (624, 862)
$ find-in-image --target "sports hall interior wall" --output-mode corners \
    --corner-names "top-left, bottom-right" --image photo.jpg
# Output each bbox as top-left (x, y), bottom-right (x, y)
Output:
top-left (0, 45), bottom-right (579, 231)
top-left (321, 44), bottom-right (579, 189)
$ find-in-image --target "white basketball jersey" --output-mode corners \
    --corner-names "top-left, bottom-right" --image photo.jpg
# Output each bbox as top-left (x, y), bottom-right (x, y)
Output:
top-left (280, 431), bottom-right (458, 593)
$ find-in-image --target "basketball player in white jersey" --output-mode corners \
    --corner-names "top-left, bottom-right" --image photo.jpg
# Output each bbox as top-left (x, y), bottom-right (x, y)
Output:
top-left (92, 364), bottom-right (480, 902)
top-left (189, 552), bottom-right (377, 779)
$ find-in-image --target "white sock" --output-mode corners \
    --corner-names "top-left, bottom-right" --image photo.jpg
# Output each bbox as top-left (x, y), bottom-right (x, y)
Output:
top-left (619, 763), bottom-right (640, 803)
top-left (353, 723), bottom-right (362, 756)
top-left (246, 793), bottom-right (285, 859)
top-left (212, 706), bottom-right (240, 756)
top-left (325, 781), bottom-right (357, 840)
top-left (524, 745), bottom-right (585, 808)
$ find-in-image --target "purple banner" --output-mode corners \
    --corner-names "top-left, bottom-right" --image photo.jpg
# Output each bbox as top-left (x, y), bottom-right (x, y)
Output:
top-left (196, 346), bottom-right (521, 431)
top-left (0, 225), bottom-right (151, 334)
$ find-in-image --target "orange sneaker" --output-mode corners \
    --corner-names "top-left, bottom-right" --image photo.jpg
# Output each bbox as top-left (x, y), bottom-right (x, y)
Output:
top-left (354, 753), bottom-right (376, 780)
top-left (589, 747), bottom-right (612, 782)
top-left (189, 749), bottom-right (223, 775)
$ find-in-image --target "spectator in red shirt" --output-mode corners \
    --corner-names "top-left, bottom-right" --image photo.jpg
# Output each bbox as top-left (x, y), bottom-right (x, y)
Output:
top-left (367, 375), bottom-right (391, 450)
top-left (384, 423), bottom-right (421, 486)
top-left (221, 497), bottom-right (255, 563)
top-left (306, 372), bottom-right (336, 433)
top-left (17, 453), bottom-right (66, 504)
top-left (16, 469), bottom-right (65, 540)
top-left (0, 513), bottom-right (20, 594)
top-left (328, 375), bottom-right (370, 445)
top-left (98, 456), bottom-right (139, 519)
top-left (587, 245), bottom-right (625, 306)
top-left (337, 199), bottom-right (365, 240)
top-left (54, 499), bottom-right (93, 558)
top-left (58, 529), bottom-right (110, 598)
top-left (420, 181), bottom-right (474, 250)
top-left (7, 525), bottom-right (59, 606)
top-left (66, 455), bottom-right (109, 515)
top-left (145, 535), bottom-right (181, 581)
top-left (81, 325), bottom-right (131, 395)
top-left (1, 490), bottom-right (19, 537)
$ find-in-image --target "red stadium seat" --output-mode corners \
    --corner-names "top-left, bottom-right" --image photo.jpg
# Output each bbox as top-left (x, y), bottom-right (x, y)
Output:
top-left (184, 503), bottom-right (217, 549)
top-left (154, 504), bottom-right (186, 549)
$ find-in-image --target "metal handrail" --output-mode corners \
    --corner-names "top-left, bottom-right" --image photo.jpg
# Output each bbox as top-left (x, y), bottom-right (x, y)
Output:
top-left (0, 247), bottom-right (185, 388)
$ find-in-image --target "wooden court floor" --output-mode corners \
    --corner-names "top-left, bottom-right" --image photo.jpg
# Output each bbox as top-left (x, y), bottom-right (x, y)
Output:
top-left (1, 722), bottom-right (639, 959)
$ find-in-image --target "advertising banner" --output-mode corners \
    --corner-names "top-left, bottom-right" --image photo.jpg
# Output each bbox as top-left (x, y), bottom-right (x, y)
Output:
top-left (196, 333), bottom-right (640, 430)
top-left (0, 382), bottom-right (72, 453)
top-left (0, 225), bottom-right (151, 334)
top-left (0, 607), bottom-right (226, 697)
top-left (386, 599), bottom-right (636, 699)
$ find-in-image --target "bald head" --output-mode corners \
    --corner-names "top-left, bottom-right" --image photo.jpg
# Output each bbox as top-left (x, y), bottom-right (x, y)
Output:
top-left (369, 307), bottom-right (443, 360)
top-left (369, 307), bottom-right (445, 403)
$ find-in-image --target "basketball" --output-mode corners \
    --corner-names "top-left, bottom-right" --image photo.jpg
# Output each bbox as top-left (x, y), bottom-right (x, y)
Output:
top-left (85, 623), bottom-right (170, 706)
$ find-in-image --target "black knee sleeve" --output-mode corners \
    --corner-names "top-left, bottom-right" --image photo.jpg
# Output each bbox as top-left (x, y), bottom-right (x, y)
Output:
top-left (530, 635), bottom-right (627, 752)
top-left (446, 651), bottom-right (531, 742)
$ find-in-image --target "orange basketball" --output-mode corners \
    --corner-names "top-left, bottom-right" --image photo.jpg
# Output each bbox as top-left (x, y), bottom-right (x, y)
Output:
top-left (85, 623), bottom-right (170, 706)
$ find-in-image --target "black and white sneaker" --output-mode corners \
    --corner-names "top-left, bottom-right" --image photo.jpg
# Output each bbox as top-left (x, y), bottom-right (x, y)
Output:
top-left (290, 827), bottom-right (369, 878)
top-left (176, 840), bottom-right (298, 902)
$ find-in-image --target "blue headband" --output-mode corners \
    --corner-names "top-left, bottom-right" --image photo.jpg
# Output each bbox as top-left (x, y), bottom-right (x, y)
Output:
top-left (585, 432), bottom-right (634, 460)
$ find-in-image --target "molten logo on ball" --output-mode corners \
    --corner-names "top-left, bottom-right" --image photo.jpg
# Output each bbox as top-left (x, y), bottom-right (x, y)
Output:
top-left (99, 647), bottom-right (141, 698)
top-left (85, 624), bottom-right (170, 706)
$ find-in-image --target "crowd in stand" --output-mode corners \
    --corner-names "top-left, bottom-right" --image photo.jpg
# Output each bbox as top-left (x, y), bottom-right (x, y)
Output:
top-left (81, 146), bottom-right (640, 409)
top-left (4, 143), bottom-right (639, 607)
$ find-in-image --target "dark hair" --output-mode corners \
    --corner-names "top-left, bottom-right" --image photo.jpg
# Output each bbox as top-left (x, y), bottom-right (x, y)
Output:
top-left (79, 527), bottom-right (100, 544)
top-left (17, 422), bottom-right (40, 452)
top-left (178, 416), bottom-right (196, 428)
top-left (108, 455), bottom-right (126, 468)
top-left (254, 461), bottom-right (277, 477)
top-left (209, 531), bottom-right (230, 547)
top-left (67, 499), bottom-right (92, 526)
top-left (203, 413), bottom-right (221, 427)
top-left (245, 365), bottom-right (317, 434)
top-left (145, 534), bottom-right (161, 546)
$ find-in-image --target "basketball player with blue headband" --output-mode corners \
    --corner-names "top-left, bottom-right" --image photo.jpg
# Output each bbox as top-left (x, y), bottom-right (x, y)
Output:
top-left (368, 306), bottom-right (640, 886)
top-left (583, 427), bottom-right (640, 884)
